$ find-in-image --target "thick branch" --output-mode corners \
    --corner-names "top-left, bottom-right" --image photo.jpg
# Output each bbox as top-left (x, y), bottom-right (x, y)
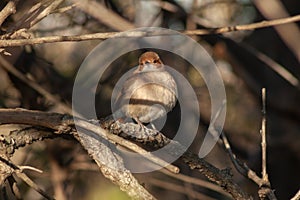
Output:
top-left (0, 109), bottom-right (178, 173)
top-left (0, 108), bottom-right (252, 199)
top-left (106, 121), bottom-right (252, 200)
top-left (1, 127), bottom-right (56, 156)
top-left (0, 108), bottom-right (72, 132)
top-left (0, 109), bottom-right (156, 200)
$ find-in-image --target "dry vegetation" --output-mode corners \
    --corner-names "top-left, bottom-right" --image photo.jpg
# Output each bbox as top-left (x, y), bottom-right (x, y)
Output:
top-left (0, 0), bottom-right (299, 200)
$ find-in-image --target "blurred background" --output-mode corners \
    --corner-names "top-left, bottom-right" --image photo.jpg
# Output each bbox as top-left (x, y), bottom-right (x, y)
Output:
top-left (0, 0), bottom-right (299, 199)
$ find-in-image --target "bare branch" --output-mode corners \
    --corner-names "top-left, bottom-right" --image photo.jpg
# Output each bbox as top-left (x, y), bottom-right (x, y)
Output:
top-left (0, 108), bottom-right (156, 199)
top-left (19, 166), bottom-right (43, 174)
top-left (181, 151), bottom-right (252, 200)
top-left (243, 44), bottom-right (300, 89)
top-left (0, 109), bottom-right (178, 174)
top-left (5, 2), bottom-right (42, 34)
top-left (220, 130), bottom-right (277, 200)
top-left (218, 89), bottom-right (277, 200)
top-left (15, 171), bottom-right (54, 200)
top-left (76, 119), bottom-right (179, 174)
top-left (0, 157), bottom-right (17, 200)
top-left (0, 108), bottom-right (252, 199)
top-left (0, 14), bottom-right (299, 47)
top-left (29, 0), bottom-right (65, 28)
top-left (106, 119), bottom-right (252, 199)
top-left (108, 120), bottom-right (246, 198)
top-left (261, 88), bottom-right (268, 183)
top-left (0, 127), bottom-right (55, 158)
top-left (1, 0), bottom-right (65, 39)
top-left (0, 0), bottom-right (19, 27)
top-left (0, 156), bottom-right (54, 199)
top-left (258, 88), bottom-right (277, 200)
top-left (253, 0), bottom-right (300, 62)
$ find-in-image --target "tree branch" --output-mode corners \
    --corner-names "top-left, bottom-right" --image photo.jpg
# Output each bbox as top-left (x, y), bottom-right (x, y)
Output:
top-left (29, 0), bottom-right (65, 28)
top-left (105, 119), bottom-right (252, 199)
top-left (253, 0), bottom-right (300, 62)
top-left (0, 156), bottom-right (54, 200)
top-left (0, 109), bottom-right (156, 200)
top-left (159, 168), bottom-right (232, 198)
top-left (261, 88), bottom-right (268, 184)
top-left (0, 14), bottom-right (299, 47)
top-left (0, 108), bottom-right (252, 199)
top-left (219, 89), bottom-right (277, 200)
top-left (0, 0), bottom-right (19, 27)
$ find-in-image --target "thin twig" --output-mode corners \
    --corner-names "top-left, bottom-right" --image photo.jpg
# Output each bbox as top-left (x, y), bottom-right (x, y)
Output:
top-left (221, 131), bottom-right (262, 184)
top-left (5, 2), bottom-right (42, 34)
top-left (15, 171), bottom-right (54, 200)
top-left (258, 88), bottom-right (277, 200)
top-left (1, 0), bottom-right (64, 41)
top-left (181, 151), bottom-right (252, 200)
top-left (0, 0), bottom-right (19, 27)
top-left (244, 44), bottom-right (299, 88)
top-left (19, 166), bottom-right (43, 174)
top-left (219, 89), bottom-right (277, 200)
top-left (29, 0), bottom-right (65, 28)
top-left (193, 17), bottom-right (300, 89)
top-left (261, 88), bottom-right (268, 183)
top-left (0, 14), bottom-right (300, 47)
top-left (0, 156), bottom-right (54, 200)
top-left (253, 0), bottom-right (300, 62)
top-left (53, 4), bottom-right (78, 14)
top-left (0, 156), bottom-right (19, 170)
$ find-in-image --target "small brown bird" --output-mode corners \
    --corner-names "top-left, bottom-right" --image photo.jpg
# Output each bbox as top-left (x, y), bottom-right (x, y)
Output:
top-left (113, 51), bottom-right (177, 125)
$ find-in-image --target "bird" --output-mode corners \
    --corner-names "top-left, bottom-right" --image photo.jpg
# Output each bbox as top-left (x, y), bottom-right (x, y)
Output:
top-left (112, 51), bottom-right (177, 126)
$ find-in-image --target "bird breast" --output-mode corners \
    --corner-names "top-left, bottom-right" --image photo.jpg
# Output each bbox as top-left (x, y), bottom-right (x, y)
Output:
top-left (117, 70), bottom-right (177, 123)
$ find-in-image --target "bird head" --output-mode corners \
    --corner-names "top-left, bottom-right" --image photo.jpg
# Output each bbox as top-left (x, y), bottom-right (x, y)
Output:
top-left (136, 51), bottom-right (164, 73)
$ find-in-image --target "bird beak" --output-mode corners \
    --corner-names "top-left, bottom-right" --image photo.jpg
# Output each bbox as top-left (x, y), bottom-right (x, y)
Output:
top-left (143, 63), bottom-right (162, 71)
